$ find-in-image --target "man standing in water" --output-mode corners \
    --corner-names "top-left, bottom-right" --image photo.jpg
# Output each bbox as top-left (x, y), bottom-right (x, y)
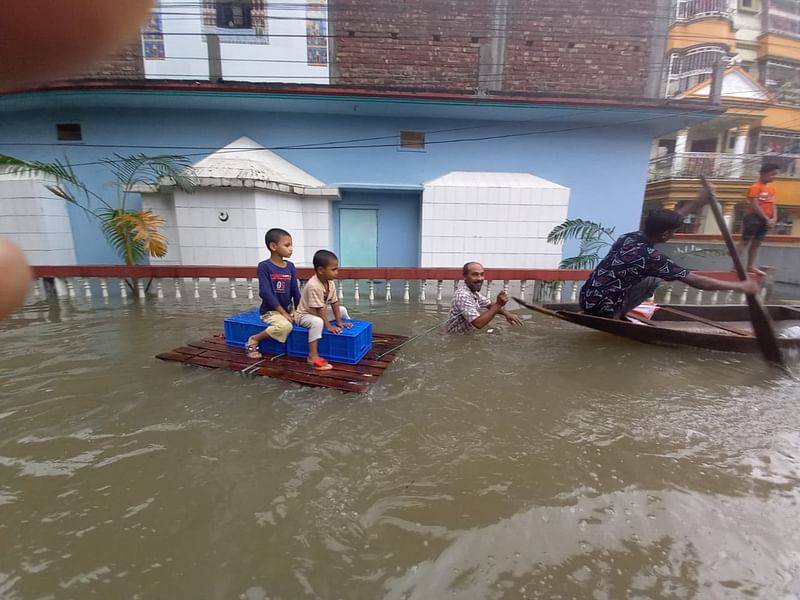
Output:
top-left (579, 186), bottom-right (760, 320)
top-left (446, 262), bottom-right (523, 334)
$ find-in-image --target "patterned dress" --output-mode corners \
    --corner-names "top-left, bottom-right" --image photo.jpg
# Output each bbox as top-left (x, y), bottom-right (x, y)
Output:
top-left (579, 231), bottom-right (689, 317)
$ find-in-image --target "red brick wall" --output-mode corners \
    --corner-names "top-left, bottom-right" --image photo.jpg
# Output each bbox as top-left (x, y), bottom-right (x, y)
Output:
top-left (58, 41), bottom-right (144, 82)
top-left (332, 0), bottom-right (490, 91)
top-left (332, 0), bottom-right (657, 98)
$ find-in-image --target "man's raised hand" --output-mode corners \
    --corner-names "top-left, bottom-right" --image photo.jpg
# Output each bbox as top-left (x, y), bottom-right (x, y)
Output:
top-left (496, 291), bottom-right (509, 306)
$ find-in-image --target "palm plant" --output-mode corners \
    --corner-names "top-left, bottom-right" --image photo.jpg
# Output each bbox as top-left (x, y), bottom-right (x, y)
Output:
top-left (547, 218), bottom-right (726, 269)
top-left (0, 153), bottom-right (196, 265)
top-left (547, 218), bottom-right (618, 269)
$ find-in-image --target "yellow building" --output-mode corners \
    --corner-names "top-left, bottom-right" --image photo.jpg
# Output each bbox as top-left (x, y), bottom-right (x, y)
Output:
top-left (646, 0), bottom-right (800, 238)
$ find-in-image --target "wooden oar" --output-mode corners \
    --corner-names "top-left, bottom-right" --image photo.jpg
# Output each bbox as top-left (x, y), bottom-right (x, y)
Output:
top-left (656, 305), bottom-right (751, 337)
top-left (512, 296), bottom-right (563, 318)
top-left (700, 176), bottom-right (785, 366)
top-left (512, 296), bottom-right (658, 326)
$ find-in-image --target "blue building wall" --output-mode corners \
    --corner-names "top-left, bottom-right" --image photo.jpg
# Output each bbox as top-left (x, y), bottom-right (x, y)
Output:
top-left (0, 94), bottom-right (711, 264)
top-left (332, 190), bottom-right (421, 267)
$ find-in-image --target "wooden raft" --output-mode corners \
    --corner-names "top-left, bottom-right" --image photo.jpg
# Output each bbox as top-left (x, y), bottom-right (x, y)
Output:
top-left (156, 332), bottom-right (409, 393)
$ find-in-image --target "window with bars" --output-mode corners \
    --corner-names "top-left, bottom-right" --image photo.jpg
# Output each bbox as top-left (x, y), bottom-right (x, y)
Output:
top-left (202, 0), bottom-right (267, 43)
top-left (216, 1), bottom-right (252, 28)
top-left (666, 46), bottom-right (727, 96)
top-left (765, 0), bottom-right (800, 36)
top-left (762, 59), bottom-right (800, 104)
top-left (674, 0), bottom-right (732, 21)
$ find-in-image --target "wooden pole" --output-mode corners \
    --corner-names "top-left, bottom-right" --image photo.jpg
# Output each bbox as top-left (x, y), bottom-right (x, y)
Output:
top-left (700, 176), bottom-right (785, 367)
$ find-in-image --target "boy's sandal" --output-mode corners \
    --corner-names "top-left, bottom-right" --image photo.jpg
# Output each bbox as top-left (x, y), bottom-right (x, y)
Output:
top-left (245, 345), bottom-right (262, 359)
top-left (309, 357), bottom-right (333, 371)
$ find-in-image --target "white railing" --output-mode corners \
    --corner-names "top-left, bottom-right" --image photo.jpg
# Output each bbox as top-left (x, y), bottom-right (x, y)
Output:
top-left (22, 266), bottom-right (765, 308)
top-left (674, 0), bottom-right (733, 21)
top-left (648, 152), bottom-right (772, 182)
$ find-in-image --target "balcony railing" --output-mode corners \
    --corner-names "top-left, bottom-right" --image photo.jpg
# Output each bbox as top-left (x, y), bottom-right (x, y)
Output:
top-left (647, 152), bottom-right (800, 182)
top-left (674, 0), bottom-right (733, 22)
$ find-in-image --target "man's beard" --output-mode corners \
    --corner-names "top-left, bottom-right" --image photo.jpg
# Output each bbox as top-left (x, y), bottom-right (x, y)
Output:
top-left (466, 281), bottom-right (483, 292)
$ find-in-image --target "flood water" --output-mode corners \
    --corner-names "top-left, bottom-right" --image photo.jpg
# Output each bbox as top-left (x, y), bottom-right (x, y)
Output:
top-left (2, 293), bottom-right (800, 599)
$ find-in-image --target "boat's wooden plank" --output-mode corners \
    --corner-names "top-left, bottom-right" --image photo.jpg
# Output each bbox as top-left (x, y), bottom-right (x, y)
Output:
top-left (781, 306), bottom-right (800, 318)
top-left (624, 313), bottom-right (658, 327)
top-left (655, 305), bottom-right (751, 336)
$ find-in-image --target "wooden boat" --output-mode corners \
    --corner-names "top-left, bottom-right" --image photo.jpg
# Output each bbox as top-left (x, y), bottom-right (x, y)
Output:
top-left (514, 298), bottom-right (800, 354)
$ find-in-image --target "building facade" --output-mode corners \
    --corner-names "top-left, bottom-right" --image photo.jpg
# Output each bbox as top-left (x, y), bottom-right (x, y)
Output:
top-left (0, 0), bottom-right (721, 268)
top-left (647, 0), bottom-right (800, 237)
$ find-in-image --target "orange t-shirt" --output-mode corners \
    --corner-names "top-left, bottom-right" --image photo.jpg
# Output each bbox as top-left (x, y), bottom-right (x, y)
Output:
top-left (746, 181), bottom-right (776, 219)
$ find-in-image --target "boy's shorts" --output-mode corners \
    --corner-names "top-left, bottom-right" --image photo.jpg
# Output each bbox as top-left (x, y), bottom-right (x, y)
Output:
top-left (741, 213), bottom-right (768, 242)
top-left (259, 311), bottom-right (293, 343)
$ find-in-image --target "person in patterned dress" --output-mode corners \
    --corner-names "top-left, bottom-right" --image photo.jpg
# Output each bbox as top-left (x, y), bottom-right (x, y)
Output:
top-left (579, 188), bottom-right (759, 320)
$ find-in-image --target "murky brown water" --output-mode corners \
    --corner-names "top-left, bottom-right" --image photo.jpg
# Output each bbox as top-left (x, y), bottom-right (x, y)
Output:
top-left (2, 293), bottom-right (800, 599)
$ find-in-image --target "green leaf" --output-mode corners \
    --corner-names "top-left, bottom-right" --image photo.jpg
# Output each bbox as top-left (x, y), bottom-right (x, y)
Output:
top-left (44, 184), bottom-right (76, 203)
top-left (3, 152), bottom-right (193, 264)
top-left (559, 254), bottom-right (601, 269)
top-left (547, 218), bottom-right (616, 245)
top-left (102, 154), bottom-right (197, 205)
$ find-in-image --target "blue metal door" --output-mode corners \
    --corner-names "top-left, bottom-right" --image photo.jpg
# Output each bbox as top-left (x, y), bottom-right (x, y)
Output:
top-left (339, 208), bottom-right (378, 267)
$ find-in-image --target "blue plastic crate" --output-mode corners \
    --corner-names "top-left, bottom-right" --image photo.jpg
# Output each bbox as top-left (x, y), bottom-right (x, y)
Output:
top-left (224, 309), bottom-right (287, 355)
top-left (286, 319), bottom-right (373, 364)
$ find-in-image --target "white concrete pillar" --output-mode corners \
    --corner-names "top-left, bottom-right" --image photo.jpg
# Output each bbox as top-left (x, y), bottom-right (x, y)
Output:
top-left (733, 124), bottom-right (749, 155)
top-left (732, 124), bottom-right (750, 178)
top-left (672, 129), bottom-right (689, 177)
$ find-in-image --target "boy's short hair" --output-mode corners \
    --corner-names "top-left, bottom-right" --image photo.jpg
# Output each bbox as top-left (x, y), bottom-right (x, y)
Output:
top-left (760, 162), bottom-right (780, 174)
top-left (265, 228), bottom-right (290, 249)
top-left (644, 209), bottom-right (683, 238)
top-left (313, 249), bottom-right (338, 269)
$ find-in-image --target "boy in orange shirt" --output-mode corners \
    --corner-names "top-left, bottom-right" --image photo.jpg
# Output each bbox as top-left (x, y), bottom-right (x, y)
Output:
top-left (738, 163), bottom-right (779, 275)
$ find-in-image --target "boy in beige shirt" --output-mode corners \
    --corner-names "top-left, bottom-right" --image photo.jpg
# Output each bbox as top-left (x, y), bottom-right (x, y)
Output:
top-left (295, 249), bottom-right (351, 370)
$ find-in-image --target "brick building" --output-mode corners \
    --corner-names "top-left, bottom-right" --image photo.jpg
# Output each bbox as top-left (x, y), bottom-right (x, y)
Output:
top-left (50, 0), bottom-right (666, 100)
top-left (332, 0), bottom-right (665, 98)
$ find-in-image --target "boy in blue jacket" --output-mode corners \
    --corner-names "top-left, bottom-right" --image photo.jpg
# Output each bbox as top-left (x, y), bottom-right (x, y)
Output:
top-left (245, 228), bottom-right (301, 358)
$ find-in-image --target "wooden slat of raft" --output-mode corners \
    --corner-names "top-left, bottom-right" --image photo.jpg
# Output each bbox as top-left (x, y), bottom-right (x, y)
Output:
top-left (269, 355), bottom-right (386, 376)
top-left (155, 351), bottom-right (192, 362)
top-left (253, 367), bottom-right (369, 393)
top-left (156, 332), bottom-right (407, 393)
top-left (187, 341), bottom-right (392, 373)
